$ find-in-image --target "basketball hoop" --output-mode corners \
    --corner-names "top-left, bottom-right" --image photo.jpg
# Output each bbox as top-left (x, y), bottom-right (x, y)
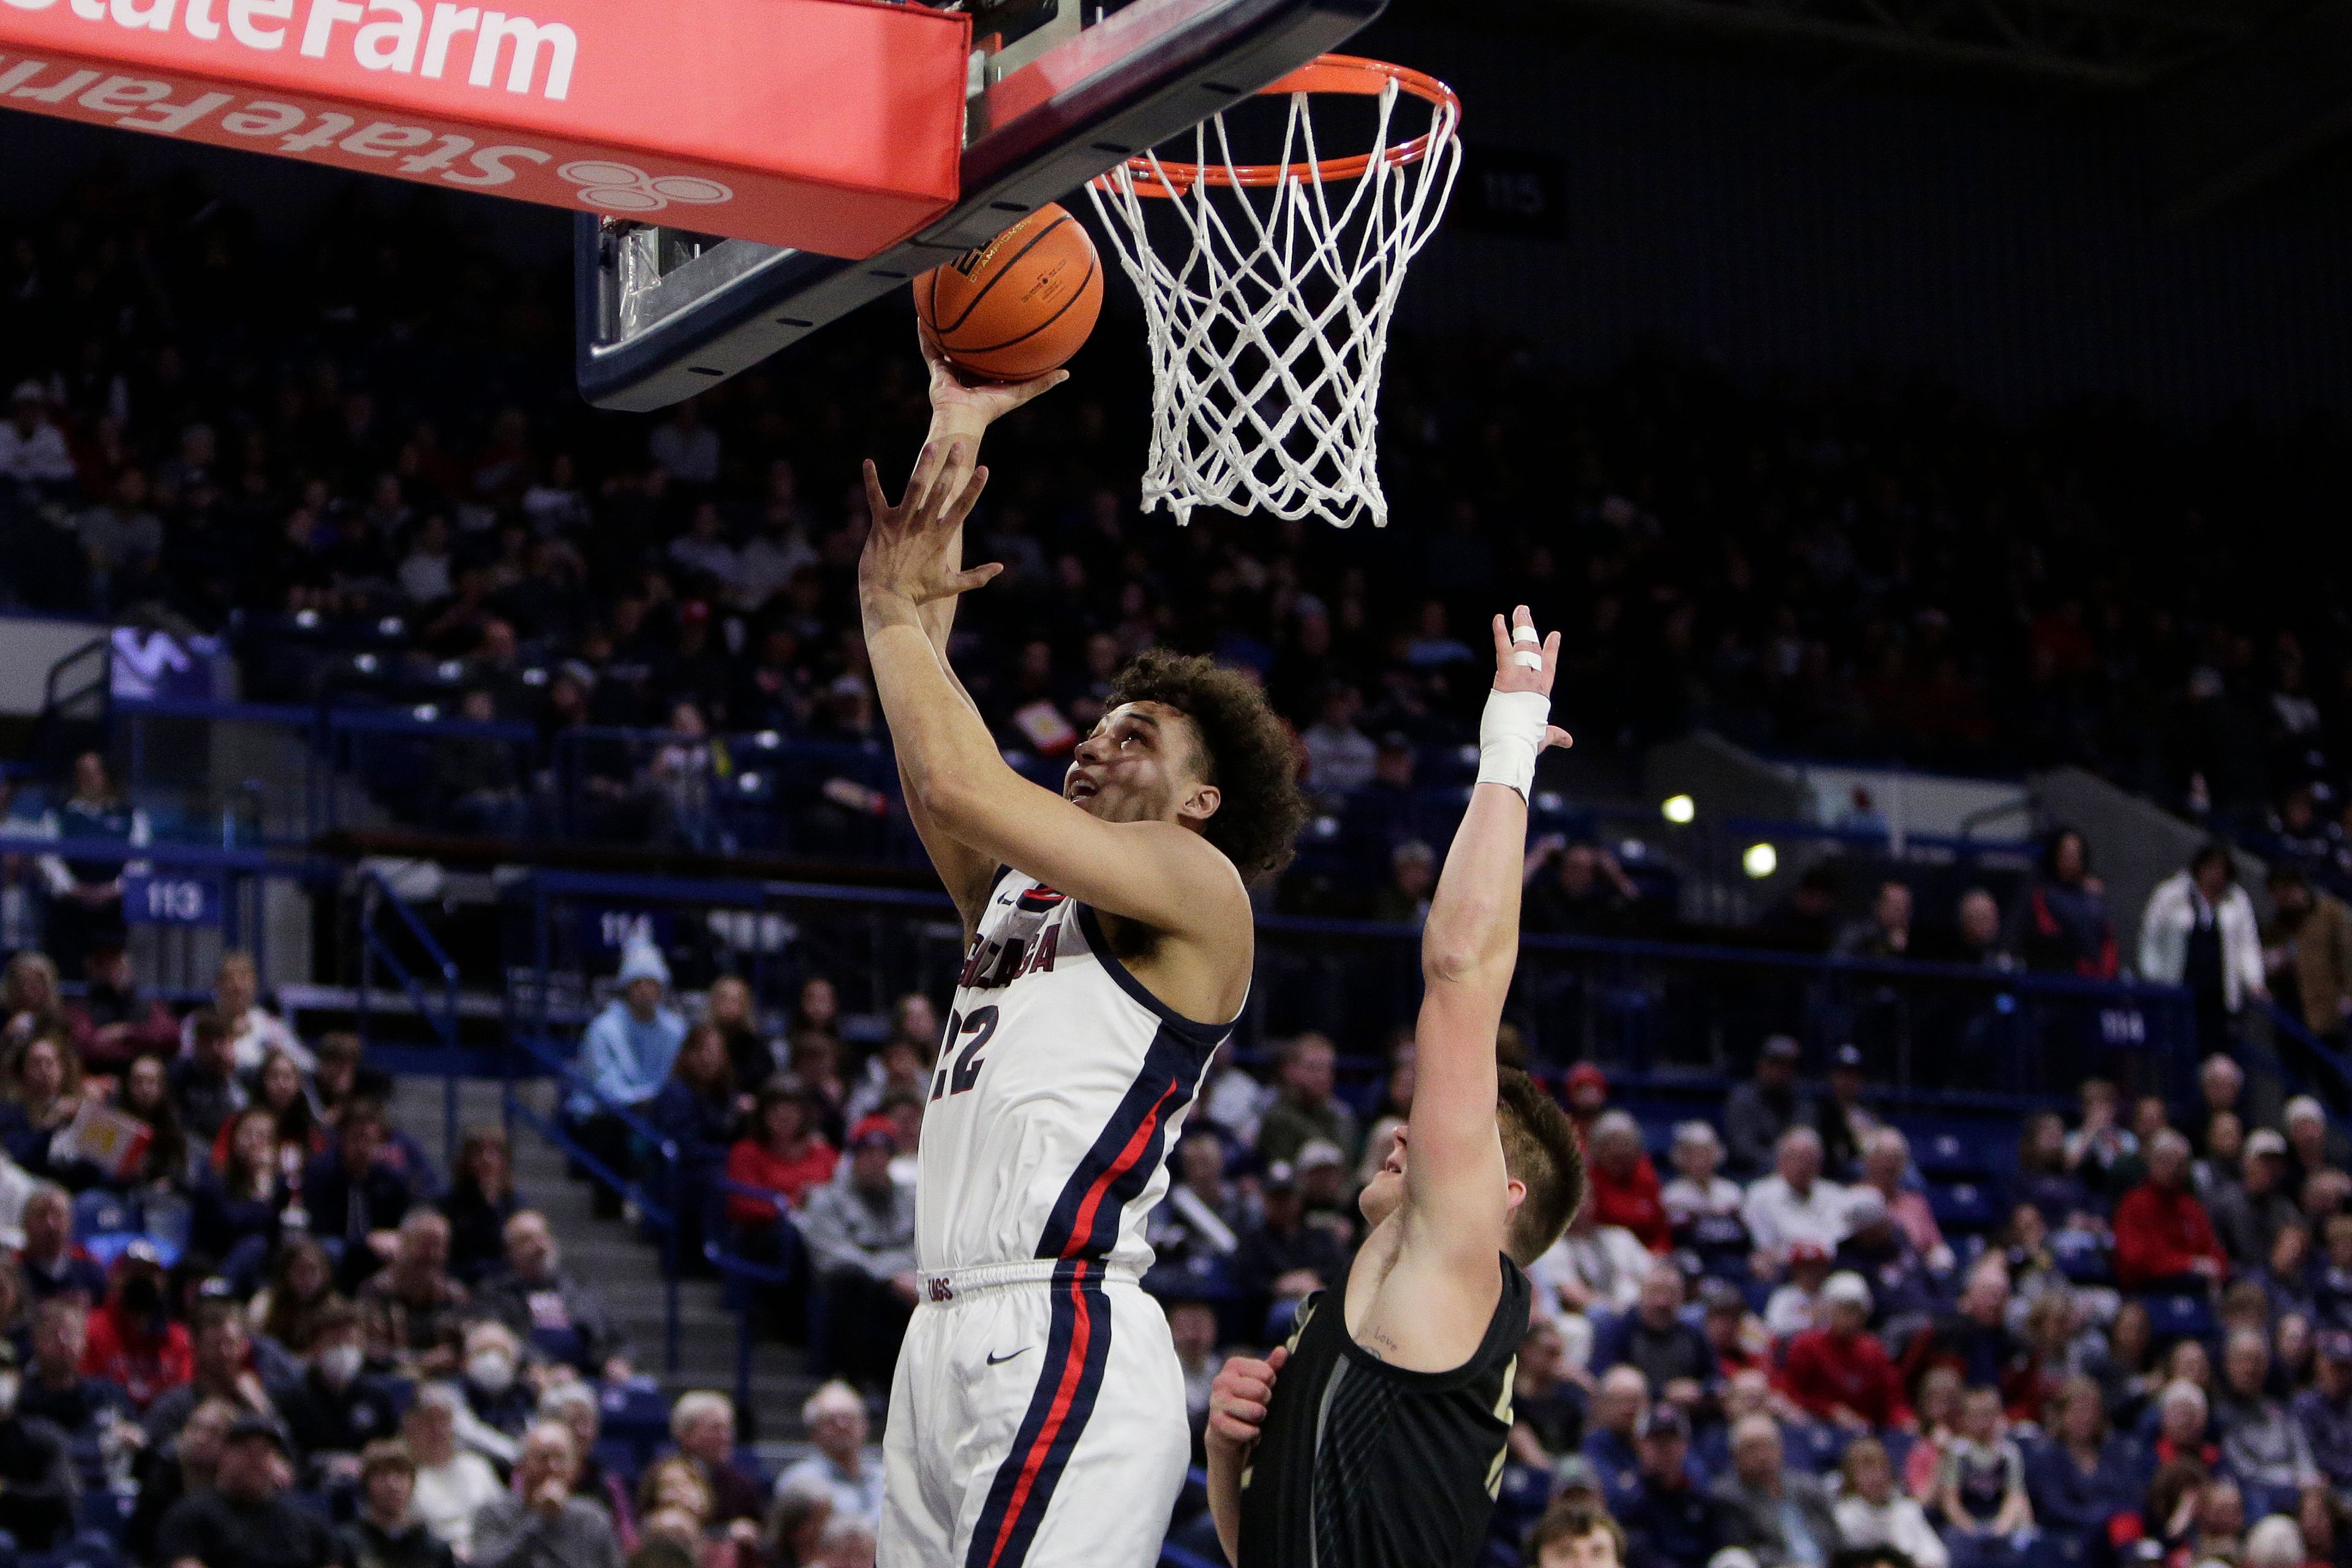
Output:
top-left (1087, 55), bottom-right (1462, 529)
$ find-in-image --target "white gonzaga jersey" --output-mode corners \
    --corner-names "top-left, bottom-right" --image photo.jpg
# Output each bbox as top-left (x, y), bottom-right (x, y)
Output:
top-left (917, 869), bottom-right (1237, 1276)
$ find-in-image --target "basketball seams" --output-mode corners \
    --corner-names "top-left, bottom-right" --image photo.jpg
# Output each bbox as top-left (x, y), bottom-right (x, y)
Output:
top-left (952, 254), bottom-right (1099, 360)
top-left (929, 214), bottom-right (1068, 338)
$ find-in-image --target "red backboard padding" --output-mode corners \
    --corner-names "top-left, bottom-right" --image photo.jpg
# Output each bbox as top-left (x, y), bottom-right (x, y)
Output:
top-left (0, 0), bottom-right (969, 258)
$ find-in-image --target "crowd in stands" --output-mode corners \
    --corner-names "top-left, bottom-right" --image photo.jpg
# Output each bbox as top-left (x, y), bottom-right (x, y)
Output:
top-left (1138, 1024), bottom-right (2352, 1568)
top-left (0, 931), bottom-right (898, 1568)
top-left (9, 158), bottom-right (2352, 918)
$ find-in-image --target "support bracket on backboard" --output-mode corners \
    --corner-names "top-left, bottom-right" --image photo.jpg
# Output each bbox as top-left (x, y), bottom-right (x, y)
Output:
top-left (575, 0), bottom-right (1384, 411)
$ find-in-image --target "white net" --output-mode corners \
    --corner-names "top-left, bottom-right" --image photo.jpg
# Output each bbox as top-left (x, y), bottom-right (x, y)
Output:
top-left (1086, 65), bottom-right (1461, 529)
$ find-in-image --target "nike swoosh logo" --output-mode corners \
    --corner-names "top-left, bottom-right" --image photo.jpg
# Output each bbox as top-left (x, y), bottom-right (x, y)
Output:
top-left (986, 1348), bottom-right (1031, 1366)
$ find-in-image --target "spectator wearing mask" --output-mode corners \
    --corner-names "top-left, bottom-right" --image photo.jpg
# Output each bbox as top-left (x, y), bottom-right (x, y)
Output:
top-left (1586, 1111), bottom-right (1672, 1252)
top-left (277, 1302), bottom-right (400, 1493)
top-left (773, 1381), bottom-right (884, 1534)
top-left (1724, 1037), bottom-right (1812, 1180)
top-left (1709, 1414), bottom-right (1845, 1568)
top-left (1593, 1260), bottom-right (1717, 1411)
top-left (339, 1439), bottom-right (456, 1568)
top-left (473, 1209), bottom-right (630, 1382)
top-left (81, 1245), bottom-right (191, 1410)
top-left (306, 1101), bottom-right (415, 1291)
top-left (1618, 1404), bottom-right (1724, 1568)
top-left (798, 1129), bottom-right (918, 1390)
top-left (1935, 1387), bottom-right (2037, 1568)
top-left (2214, 1327), bottom-right (2321, 1518)
top-left (2011, 828), bottom-right (2116, 979)
top-left (1253, 1033), bottom-right (1360, 1169)
top-left (1663, 1121), bottom-right (1752, 1278)
top-left (2141, 843), bottom-right (2268, 1055)
top-left (568, 940), bottom-right (687, 1218)
top-left (2264, 865), bottom-right (2352, 1046)
top-left (1833, 1437), bottom-right (1946, 1568)
top-left (470, 1418), bottom-right (624, 1568)
top-left (456, 1320), bottom-right (532, 1450)
top-left (1743, 1127), bottom-right (1850, 1269)
top-left (2113, 1129), bottom-right (2228, 1292)
top-left (154, 1412), bottom-right (339, 1568)
top-left (1778, 1272), bottom-right (1909, 1432)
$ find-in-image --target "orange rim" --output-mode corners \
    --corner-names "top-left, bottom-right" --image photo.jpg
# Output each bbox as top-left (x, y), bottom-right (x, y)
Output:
top-left (1101, 54), bottom-right (1458, 197)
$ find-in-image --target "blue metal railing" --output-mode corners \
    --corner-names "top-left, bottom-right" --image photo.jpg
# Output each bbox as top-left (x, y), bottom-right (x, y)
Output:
top-left (355, 869), bottom-right (462, 1166)
top-left (500, 1030), bottom-right (684, 1375)
top-left (704, 1175), bottom-right (803, 1415)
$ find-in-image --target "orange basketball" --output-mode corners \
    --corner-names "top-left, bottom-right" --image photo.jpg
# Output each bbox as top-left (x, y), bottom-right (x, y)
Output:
top-left (916, 204), bottom-right (1103, 382)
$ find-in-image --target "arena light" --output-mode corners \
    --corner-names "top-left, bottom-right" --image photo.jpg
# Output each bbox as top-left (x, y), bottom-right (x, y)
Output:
top-left (1743, 842), bottom-right (1778, 878)
top-left (1661, 794), bottom-right (1696, 824)
top-left (412, 704), bottom-right (440, 723)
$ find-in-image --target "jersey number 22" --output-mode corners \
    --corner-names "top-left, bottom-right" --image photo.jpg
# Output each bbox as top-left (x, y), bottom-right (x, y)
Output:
top-left (930, 1006), bottom-right (998, 1101)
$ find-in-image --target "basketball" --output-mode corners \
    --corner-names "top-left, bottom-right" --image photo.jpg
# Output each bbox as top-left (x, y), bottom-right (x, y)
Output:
top-left (915, 203), bottom-right (1104, 382)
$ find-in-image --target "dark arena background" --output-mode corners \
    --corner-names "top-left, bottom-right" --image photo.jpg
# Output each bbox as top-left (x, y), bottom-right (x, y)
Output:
top-left (6, 1), bottom-right (2352, 1564)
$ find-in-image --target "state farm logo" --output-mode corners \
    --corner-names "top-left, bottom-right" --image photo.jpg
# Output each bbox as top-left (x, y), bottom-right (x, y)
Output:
top-left (559, 160), bottom-right (732, 214)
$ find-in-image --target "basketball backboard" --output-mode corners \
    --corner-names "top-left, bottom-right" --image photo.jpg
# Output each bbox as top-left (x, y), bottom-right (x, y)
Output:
top-left (575, 0), bottom-right (1384, 412)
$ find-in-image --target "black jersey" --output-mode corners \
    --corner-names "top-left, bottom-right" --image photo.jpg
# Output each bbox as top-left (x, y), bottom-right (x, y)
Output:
top-left (1235, 1255), bottom-right (1530, 1568)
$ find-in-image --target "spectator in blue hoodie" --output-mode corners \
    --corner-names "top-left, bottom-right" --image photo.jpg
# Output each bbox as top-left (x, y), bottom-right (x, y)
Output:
top-left (647, 1023), bottom-right (741, 1271)
top-left (567, 940), bottom-right (686, 1219)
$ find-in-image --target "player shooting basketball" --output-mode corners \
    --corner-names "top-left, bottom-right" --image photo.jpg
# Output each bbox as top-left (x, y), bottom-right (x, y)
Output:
top-left (855, 333), bottom-right (1308, 1568)
top-left (1204, 605), bottom-right (1585, 1568)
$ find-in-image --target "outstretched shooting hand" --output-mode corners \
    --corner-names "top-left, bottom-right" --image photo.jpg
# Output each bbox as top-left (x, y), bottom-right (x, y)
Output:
top-left (1490, 604), bottom-right (1574, 753)
top-left (919, 322), bottom-right (1069, 439)
top-left (858, 440), bottom-right (998, 612)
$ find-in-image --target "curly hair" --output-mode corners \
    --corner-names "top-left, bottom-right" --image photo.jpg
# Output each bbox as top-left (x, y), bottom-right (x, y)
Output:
top-left (1107, 648), bottom-right (1308, 883)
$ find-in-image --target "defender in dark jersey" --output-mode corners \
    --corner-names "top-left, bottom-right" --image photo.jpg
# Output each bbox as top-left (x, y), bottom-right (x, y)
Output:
top-left (1205, 606), bottom-right (1589, 1568)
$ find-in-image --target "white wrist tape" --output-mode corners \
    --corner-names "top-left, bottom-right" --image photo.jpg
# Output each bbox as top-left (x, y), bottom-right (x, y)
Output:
top-left (1477, 688), bottom-right (1552, 799)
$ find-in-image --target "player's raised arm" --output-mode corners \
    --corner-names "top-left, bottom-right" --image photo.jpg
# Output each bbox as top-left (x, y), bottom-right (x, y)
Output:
top-left (1402, 608), bottom-right (1570, 1257)
top-left (856, 450), bottom-right (1250, 946)
top-left (890, 330), bottom-right (1066, 937)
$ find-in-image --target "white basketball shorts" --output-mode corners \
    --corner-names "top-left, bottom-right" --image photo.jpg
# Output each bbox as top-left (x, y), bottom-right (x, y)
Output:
top-left (878, 1257), bottom-right (1189, 1568)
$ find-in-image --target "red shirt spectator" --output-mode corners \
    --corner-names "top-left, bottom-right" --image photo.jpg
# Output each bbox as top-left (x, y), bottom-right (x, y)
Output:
top-left (81, 1256), bottom-right (192, 1410)
top-left (724, 1080), bottom-right (839, 1227)
top-left (2113, 1132), bottom-right (2226, 1290)
top-left (1585, 1111), bottom-right (1671, 1251)
top-left (1777, 1273), bottom-right (1911, 1430)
